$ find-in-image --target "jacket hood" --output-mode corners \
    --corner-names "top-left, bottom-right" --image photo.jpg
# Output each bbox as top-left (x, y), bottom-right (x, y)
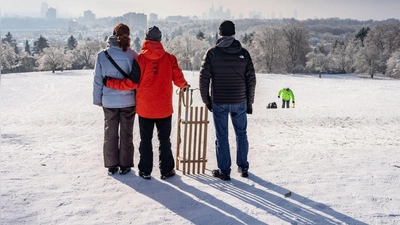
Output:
top-left (141, 40), bottom-right (165, 60)
top-left (107, 35), bottom-right (119, 47)
top-left (216, 36), bottom-right (242, 53)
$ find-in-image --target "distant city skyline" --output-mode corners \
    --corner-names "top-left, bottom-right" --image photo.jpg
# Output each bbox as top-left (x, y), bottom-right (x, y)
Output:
top-left (1, 0), bottom-right (400, 21)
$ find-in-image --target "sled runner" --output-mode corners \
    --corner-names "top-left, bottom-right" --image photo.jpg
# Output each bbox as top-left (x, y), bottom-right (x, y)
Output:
top-left (175, 88), bottom-right (209, 174)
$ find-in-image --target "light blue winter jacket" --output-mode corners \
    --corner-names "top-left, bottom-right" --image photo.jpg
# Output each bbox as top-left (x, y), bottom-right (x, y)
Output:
top-left (93, 35), bottom-right (138, 108)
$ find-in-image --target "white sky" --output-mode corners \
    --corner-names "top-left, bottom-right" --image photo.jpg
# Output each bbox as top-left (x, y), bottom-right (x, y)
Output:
top-left (1, 0), bottom-right (400, 20)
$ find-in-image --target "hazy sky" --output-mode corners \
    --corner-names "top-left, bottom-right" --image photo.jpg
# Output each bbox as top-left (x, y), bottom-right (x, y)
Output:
top-left (1, 0), bottom-right (400, 21)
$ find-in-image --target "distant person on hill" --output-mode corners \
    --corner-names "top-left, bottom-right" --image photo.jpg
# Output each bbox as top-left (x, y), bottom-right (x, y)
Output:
top-left (278, 87), bottom-right (295, 108)
top-left (92, 23), bottom-right (138, 175)
top-left (199, 20), bottom-right (256, 181)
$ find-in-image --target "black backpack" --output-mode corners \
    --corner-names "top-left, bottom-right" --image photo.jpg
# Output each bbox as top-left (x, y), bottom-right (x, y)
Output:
top-left (267, 102), bottom-right (277, 109)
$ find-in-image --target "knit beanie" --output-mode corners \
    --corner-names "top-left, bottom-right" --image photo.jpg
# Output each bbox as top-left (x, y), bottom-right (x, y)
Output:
top-left (145, 26), bottom-right (162, 42)
top-left (219, 20), bottom-right (235, 36)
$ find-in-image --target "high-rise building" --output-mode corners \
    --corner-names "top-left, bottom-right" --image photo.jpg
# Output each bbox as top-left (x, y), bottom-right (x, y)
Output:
top-left (84, 10), bottom-right (96, 21)
top-left (122, 12), bottom-right (147, 31)
top-left (41, 2), bottom-right (48, 18)
top-left (46, 7), bottom-right (56, 20)
top-left (149, 13), bottom-right (158, 22)
top-left (208, 5), bottom-right (231, 20)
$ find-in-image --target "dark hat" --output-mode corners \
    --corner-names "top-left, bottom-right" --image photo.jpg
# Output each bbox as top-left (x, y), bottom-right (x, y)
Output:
top-left (145, 26), bottom-right (162, 42)
top-left (219, 20), bottom-right (235, 36)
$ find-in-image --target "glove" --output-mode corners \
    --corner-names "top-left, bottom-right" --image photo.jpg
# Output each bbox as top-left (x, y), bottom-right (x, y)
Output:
top-left (103, 76), bottom-right (111, 86)
top-left (182, 84), bottom-right (190, 92)
top-left (278, 96), bottom-right (280, 98)
top-left (246, 104), bottom-right (253, 114)
top-left (206, 103), bottom-right (212, 112)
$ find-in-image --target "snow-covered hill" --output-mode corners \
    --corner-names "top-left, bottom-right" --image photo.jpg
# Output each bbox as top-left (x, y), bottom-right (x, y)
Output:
top-left (1, 70), bottom-right (399, 224)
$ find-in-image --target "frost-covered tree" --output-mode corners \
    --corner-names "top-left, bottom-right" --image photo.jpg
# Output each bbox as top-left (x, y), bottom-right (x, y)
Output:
top-left (306, 51), bottom-right (330, 77)
top-left (364, 22), bottom-right (400, 74)
top-left (19, 51), bottom-right (36, 72)
top-left (170, 27), bottom-right (183, 39)
top-left (282, 22), bottom-right (311, 73)
top-left (241, 32), bottom-right (255, 48)
top-left (1, 42), bottom-right (18, 73)
top-left (386, 50), bottom-right (400, 78)
top-left (38, 46), bottom-right (72, 73)
top-left (344, 40), bottom-right (361, 73)
top-left (330, 40), bottom-right (347, 72)
top-left (354, 45), bottom-right (381, 78)
top-left (74, 39), bottom-right (104, 69)
top-left (250, 27), bottom-right (286, 73)
top-left (164, 34), bottom-right (209, 71)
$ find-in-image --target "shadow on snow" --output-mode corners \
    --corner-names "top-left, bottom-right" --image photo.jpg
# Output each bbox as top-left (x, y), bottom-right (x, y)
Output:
top-left (114, 172), bottom-right (367, 225)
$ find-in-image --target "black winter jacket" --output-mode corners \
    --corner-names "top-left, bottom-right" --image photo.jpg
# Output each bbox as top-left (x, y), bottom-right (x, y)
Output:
top-left (199, 37), bottom-right (256, 106)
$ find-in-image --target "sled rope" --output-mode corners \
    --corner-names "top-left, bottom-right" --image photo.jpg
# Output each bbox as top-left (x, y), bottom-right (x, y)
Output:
top-left (176, 88), bottom-right (199, 107)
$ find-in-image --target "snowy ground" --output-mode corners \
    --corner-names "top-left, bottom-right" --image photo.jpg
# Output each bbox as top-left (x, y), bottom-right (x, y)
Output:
top-left (1, 70), bottom-right (399, 225)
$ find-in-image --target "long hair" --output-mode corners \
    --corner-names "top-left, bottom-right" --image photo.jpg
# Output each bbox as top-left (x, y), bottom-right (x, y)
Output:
top-left (113, 23), bottom-right (131, 52)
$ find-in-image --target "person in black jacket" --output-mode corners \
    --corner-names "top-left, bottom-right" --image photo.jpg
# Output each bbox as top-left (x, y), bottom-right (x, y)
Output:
top-left (199, 20), bottom-right (256, 180)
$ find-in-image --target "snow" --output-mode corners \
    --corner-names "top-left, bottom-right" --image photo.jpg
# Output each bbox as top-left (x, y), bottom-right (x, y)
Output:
top-left (1, 70), bottom-right (399, 224)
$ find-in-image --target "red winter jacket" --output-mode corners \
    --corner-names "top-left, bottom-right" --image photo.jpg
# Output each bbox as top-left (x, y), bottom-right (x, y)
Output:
top-left (106, 40), bottom-right (188, 119)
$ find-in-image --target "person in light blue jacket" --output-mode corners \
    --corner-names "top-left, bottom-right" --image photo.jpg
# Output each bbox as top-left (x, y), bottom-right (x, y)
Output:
top-left (93, 23), bottom-right (138, 175)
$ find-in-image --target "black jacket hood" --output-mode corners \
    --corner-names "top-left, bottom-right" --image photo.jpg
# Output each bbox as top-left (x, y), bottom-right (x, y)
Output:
top-left (216, 36), bottom-right (242, 54)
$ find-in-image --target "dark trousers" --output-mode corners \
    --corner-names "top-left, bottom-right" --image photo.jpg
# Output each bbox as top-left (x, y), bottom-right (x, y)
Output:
top-left (282, 100), bottom-right (290, 108)
top-left (103, 106), bottom-right (135, 168)
top-left (138, 115), bottom-right (174, 175)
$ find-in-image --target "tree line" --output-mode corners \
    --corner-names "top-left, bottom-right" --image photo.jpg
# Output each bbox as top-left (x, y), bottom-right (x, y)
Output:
top-left (2, 19), bottom-right (400, 78)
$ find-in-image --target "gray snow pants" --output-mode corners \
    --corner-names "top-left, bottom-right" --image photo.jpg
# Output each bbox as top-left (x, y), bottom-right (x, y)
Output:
top-left (103, 106), bottom-right (136, 168)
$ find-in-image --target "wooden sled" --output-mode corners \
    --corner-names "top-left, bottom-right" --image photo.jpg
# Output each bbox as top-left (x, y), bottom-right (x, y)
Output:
top-left (175, 88), bottom-right (209, 174)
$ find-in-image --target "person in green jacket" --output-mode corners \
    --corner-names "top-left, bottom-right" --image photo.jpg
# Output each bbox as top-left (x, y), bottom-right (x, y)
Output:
top-left (278, 87), bottom-right (295, 108)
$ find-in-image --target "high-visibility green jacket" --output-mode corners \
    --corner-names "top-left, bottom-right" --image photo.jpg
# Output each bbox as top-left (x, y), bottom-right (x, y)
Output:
top-left (278, 88), bottom-right (295, 102)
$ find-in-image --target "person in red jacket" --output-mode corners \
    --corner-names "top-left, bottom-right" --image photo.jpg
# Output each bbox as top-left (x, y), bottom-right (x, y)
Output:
top-left (104, 26), bottom-right (189, 180)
